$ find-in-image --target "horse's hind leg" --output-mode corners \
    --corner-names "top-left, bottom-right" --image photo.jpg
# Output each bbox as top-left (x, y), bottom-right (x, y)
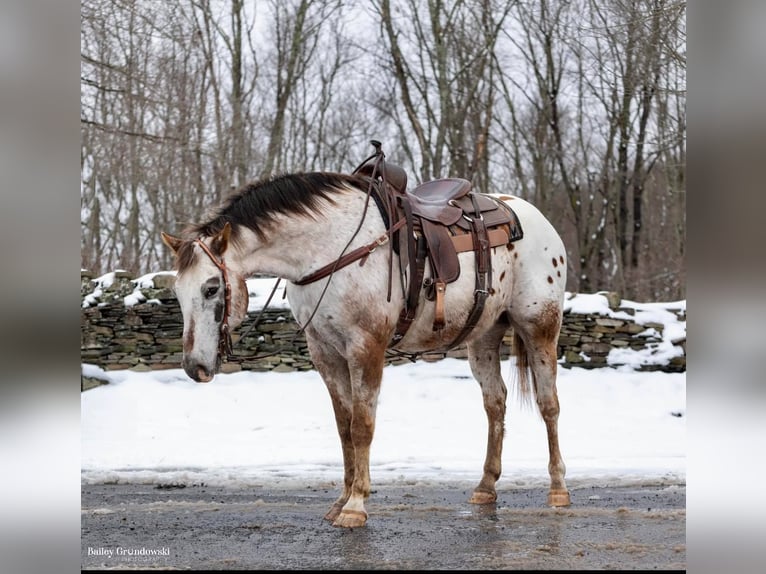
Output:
top-left (466, 319), bottom-right (509, 504)
top-left (514, 302), bottom-right (570, 507)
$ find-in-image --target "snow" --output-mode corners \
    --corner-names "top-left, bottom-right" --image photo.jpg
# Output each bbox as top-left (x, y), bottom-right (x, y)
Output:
top-left (245, 276), bottom-right (291, 312)
top-left (83, 272), bottom-right (292, 311)
top-left (81, 276), bottom-right (685, 489)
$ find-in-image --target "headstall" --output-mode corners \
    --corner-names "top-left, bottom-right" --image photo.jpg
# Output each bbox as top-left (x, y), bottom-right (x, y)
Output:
top-left (194, 238), bottom-right (234, 359)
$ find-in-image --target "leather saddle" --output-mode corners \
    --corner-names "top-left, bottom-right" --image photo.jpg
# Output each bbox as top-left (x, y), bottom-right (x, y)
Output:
top-left (406, 180), bottom-right (522, 332)
top-left (352, 142), bottom-right (523, 349)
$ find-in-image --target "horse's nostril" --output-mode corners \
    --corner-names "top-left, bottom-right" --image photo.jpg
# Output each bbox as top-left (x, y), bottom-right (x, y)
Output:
top-left (195, 365), bottom-right (213, 383)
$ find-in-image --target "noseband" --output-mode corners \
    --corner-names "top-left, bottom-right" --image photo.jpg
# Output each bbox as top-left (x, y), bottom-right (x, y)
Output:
top-left (194, 238), bottom-right (234, 359)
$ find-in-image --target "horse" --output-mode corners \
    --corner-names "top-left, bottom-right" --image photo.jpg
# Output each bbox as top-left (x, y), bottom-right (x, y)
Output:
top-left (161, 169), bottom-right (570, 528)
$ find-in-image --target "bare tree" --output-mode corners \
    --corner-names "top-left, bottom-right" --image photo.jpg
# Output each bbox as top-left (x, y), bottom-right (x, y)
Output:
top-left (259, 0), bottom-right (343, 177)
top-left (493, 0), bottom-right (606, 291)
top-left (371, 0), bottom-right (512, 187)
top-left (81, 0), bottom-right (685, 300)
top-left (582, 0), bottom-right (685, 295)
top-left (489, 0), bottom-right (685, 297)
top-left (282, 7), bottom-right (367, 172)
top-left (81, 0), bottom-right (157, 273)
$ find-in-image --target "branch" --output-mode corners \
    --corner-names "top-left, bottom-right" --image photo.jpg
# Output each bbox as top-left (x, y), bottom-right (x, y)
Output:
top-left (80, 118), bottom-right (181, 144)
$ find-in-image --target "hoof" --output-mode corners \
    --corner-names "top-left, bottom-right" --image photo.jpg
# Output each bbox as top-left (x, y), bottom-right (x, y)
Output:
top-left (332, 508), bottom-right (368, 528)
top-left (469, 490), bottom-right (497, 505)
top-left (547, 489), bottom-right (571, 507)
top-left (324, 503), bottom-right (343, 522)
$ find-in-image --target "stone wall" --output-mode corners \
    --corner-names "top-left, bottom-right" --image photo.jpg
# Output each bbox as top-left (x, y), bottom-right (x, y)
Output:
top-left (81, 270), bottom-right (686, 379)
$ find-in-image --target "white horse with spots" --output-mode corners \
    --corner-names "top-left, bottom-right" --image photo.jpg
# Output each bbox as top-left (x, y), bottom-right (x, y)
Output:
top-left (162, 171), bottom-right (570, 528)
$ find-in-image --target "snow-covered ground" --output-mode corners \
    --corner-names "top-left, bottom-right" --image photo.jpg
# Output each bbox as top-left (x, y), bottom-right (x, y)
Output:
top-left (82, 274), bottom-right (685, 488)
top-left (82, 358), bottom-right (685, 489)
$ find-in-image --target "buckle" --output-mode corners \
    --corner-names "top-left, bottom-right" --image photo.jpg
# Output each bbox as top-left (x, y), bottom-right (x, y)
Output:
top-left (462, 212), bottom-right (484, 223)
top-left (368, 233), bottom-right (389, 253)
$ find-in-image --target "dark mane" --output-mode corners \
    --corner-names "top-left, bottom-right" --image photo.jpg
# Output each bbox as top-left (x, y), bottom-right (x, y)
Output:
top-left (174, 172), bottom-right (365, 272)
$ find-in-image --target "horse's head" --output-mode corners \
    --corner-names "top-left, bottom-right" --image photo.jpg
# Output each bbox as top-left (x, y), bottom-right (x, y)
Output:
top-left (161, 223), bottom-right (249, 383)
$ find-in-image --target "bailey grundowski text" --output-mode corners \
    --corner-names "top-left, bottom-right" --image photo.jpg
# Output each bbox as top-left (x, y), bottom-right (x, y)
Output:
top-left (87, 547), bottom-right (171, 558)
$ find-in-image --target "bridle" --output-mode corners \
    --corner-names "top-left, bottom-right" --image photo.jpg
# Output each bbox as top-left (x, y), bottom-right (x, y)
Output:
top-left (194, 238), bottom-right (234, 359)
top-left (193, 236), bottom-right (285, 364)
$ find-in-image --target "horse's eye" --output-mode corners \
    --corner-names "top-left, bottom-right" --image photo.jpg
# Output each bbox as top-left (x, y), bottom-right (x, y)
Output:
top-left (204, 285), bottom-right (219, 299)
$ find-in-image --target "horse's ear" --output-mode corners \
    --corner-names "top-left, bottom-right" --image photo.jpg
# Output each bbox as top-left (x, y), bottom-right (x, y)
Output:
top-left (211, 222), bottom-right (232, 257)
top-left (161, 232), bottom-right (183, 254)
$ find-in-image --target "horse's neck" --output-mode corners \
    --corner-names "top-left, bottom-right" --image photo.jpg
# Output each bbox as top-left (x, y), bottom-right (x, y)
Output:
top-left (232, 192), bottom-right (381, 281)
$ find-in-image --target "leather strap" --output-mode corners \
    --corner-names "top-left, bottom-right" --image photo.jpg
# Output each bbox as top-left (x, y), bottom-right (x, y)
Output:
top-left (293, 218), bottom-right (406, 286)
top-left (444, 203), bottom-right (492, 350)
top-left (390, 231), bottom-right (427, 346)
top-left (433, 279), bottom-right (447, 330)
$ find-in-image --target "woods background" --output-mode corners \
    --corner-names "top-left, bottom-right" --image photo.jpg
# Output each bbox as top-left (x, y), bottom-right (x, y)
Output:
top-left (80, 0), bottom-right (686, 301)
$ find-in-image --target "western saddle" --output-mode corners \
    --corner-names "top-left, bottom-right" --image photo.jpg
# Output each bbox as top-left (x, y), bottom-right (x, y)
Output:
top-left (358, 140), bottom-right (526, 351)
top-left (296, 141), bottom-right (524, 351)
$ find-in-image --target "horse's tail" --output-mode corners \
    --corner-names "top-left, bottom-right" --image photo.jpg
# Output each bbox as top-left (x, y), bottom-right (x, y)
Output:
top-left (513, 331), bottom-right (536, 409)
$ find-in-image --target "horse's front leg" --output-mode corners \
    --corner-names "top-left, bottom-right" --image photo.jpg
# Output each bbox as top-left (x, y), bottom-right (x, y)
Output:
top-left (323, 385), bottom-right (355, 523)
top-left (304, 332), bottom-right (355, 522)
top-left (331, 340), bottom-right (386, 528)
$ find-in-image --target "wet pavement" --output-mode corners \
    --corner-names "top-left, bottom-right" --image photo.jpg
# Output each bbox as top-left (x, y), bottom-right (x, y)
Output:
top-left (81, 481), bottom-right (685, 570)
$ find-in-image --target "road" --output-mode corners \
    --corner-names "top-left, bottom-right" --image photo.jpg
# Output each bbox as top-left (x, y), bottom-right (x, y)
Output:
top-left (81, 481), bottom-right (685, 570)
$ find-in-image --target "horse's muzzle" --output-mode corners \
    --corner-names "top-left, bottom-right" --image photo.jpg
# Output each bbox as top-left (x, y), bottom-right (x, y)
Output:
top-left (184, 361), bottom-right (214, 383)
